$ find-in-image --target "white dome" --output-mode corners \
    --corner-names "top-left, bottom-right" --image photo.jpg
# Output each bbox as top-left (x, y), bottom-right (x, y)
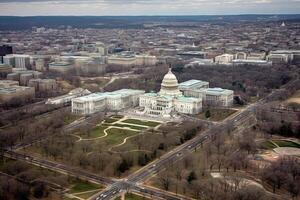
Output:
top-left (159, 68), bottom-right (182, 97)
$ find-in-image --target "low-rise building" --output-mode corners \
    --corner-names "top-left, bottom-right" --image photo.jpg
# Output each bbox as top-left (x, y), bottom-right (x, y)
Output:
top-left (72, 89), bottom-right (145, 115)
top-left (179, 80), bottom-right (234, 107)
top-left (28, 79), bottom-right (57, 93)
top-left (0, 86), bottom-right (35, 104)
top-left (46, 88), bottom-right (91, 105)
top-left (202, 88), bottom-right (234, 107)
top-left (0, 80), bottom-right (19, 87)
top-left (267, 54), bottom-right (290, 64)
top-left (49, 62), bottom-right (73, 73)
top-left (232, 59), bottom-right (272, 66)
top-left (215, 54), bottom-right (234, 64)
top-left (0, 63), bottom-right (12, 77)
top-left (107, 52), bottom-right (157, 66)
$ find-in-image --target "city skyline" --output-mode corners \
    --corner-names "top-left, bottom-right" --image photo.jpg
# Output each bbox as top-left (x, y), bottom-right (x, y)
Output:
top-left (0, 0), bottom-right (299, 16)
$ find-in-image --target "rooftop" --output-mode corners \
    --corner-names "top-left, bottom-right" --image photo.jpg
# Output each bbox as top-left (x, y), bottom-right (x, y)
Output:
top-left (73, 89), bottom-right (145, 102)
top-left (179, 79), bottom-right (209, 88)
top-left (205, 88), bottom-right (233, 95)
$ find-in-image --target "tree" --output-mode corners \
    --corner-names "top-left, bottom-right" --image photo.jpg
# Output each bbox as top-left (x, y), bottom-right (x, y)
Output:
top-left (33, 182), bottom-right (48, 198)
top-left (118, 158), bottom-right (129, 173)
top-left (187, 171), bottom-right (197, 184)
top-left (205, 110), bottom-right (211, 119)
top-left (158, 171), bottom-right (171, 191)
top-left (233, 185), bottom-right (267, 200)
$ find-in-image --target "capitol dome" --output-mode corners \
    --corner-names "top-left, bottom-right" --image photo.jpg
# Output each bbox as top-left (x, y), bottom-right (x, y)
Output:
top-left (159, 68), bottom-right (182, 97)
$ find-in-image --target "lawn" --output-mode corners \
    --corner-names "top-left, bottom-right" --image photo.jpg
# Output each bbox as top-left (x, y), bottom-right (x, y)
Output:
top-left (111, 115), bottom-right (124, 119)
top-left (260, 140), bottom-right (300, 149)
top-left (194, 108), bottom-right (237, 121)
top-left (121, 119), bottom-right (161, 127)
top-left (113, 123), bottom-right (147, 130)
top-left (79, 125), bottom-right (107, 139)
top-left (261, 141), bottom-right (277, 149)
top-left (103, 117), bottom-right (119, 124)
top-left (69, 179), bottom-right (102, 193)
top-left (75, 190), bottom-right (101, 199)
top-left (272, 140), bottom-right (300, 148)
top-left (105, 128), bottom-right (139, 145)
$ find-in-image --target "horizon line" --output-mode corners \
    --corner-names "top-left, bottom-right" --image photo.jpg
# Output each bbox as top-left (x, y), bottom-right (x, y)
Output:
top-left (0, 13), bottom-right (300, 17)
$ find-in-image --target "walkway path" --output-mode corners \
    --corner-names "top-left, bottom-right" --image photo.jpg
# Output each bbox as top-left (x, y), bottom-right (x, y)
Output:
top-left (71, 116), bottom-right (162, 154)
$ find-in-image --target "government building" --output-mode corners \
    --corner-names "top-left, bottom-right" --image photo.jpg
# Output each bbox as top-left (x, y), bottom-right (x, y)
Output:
top-left (71, 89), bottom-right (145, 115)
top-left (71, 69), bottom-right (234, 116)
top-left (139, 69), bottom-right (203, 117)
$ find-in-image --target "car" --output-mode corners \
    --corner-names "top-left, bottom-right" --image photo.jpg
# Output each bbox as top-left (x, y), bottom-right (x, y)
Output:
top-left (96, 197), bottom-right (100, 200)
top-left (177, 152), bottom-right (182, 156)
top-left (188, 145), bottom-right (192, 149)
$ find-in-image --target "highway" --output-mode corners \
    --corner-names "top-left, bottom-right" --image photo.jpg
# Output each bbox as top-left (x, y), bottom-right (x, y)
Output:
top-left (4, 85), bottom-right (290, 200)
top-left (92, 104), bottom-right (256, 200)
top-left (4, 151), bottom-right (115, 186)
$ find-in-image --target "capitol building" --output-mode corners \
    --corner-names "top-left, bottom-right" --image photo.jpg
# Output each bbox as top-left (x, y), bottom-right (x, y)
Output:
top-left (139, 68), bottom-right (202, 117)
top-left (71, 68), bottom-right (233, 117)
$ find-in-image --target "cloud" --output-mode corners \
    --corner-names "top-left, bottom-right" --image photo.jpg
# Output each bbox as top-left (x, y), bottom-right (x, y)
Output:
top-left (0, 0), bottom-right (299, 16)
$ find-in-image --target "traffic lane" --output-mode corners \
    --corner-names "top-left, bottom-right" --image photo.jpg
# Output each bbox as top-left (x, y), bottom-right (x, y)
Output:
top-left (128, 111), bottom-right (248, 183)
top-left (132, 186), bottom-right (184, 200)
top-left (4, 151), bottom-right (115, 185)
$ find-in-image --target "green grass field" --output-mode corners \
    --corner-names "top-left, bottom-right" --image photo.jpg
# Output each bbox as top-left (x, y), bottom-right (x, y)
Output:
top-left (105, 128), bottom-right (139, 145)
top-left (261, 141), bottom-right (277, 149)
top-left (272, 140), bottom-right (300, 148)
top-left (79, 126), bottom-right (107, 139)
top-left (113, 123), bottom-right (147, 130)
top-left (69, 179), bottom-right (102, 193)
top-left (75, 190), bottom-right (101, 199)
top-left (261, 140), bottom-right (300, 149)
top-left (121, 119), bottom-right (160, 127)
top-left (195, 109), bottom-right (237, 121)
top-left (103, 117), bottom-right (119, 124)
top-left (111, 115), bottom-right (124, 119)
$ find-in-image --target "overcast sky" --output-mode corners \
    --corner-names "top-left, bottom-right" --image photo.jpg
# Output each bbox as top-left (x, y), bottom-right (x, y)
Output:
top-left (0, 0), bottom-right (299, 16)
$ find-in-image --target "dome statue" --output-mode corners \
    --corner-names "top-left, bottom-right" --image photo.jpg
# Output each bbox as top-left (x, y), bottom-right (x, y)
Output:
top-left (159, 68), bottom-right (182, 97)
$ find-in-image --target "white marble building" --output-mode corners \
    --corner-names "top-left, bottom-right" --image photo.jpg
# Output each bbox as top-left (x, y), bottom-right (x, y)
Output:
top-left (179, 80), bottom-right (234, 107)
top-left (46, 88), bottom-right (91, 105)
top-left (139, 69), bottom-right (202, 117)
top-left (72, 89), bottom-right (145, 115)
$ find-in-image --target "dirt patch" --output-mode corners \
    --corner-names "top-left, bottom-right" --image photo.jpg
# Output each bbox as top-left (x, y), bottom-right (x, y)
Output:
top-left (274, 147), bottom-right (300, 156)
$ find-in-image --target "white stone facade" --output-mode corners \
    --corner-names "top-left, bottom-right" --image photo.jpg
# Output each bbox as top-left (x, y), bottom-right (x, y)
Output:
top-left (179, 79), bottom-right (234, 107)
top-left (139, 69), bottom-right (203, 117)
top-left (72, 89), bottom-right (145, 115)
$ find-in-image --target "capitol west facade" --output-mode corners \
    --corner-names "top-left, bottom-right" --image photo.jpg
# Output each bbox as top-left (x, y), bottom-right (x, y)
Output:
top-left (139, 68), bottom-right (202, 117)
top-left (71, 68), bottom-right (234, 116)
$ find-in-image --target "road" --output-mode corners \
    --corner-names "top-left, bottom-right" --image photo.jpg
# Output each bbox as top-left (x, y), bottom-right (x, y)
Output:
top-left (4, 84), bottom-right (293, 200)
top-left (4, 151), bottom-right (115, 186)
top-left (92, 104), bottom-right (256, 200)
